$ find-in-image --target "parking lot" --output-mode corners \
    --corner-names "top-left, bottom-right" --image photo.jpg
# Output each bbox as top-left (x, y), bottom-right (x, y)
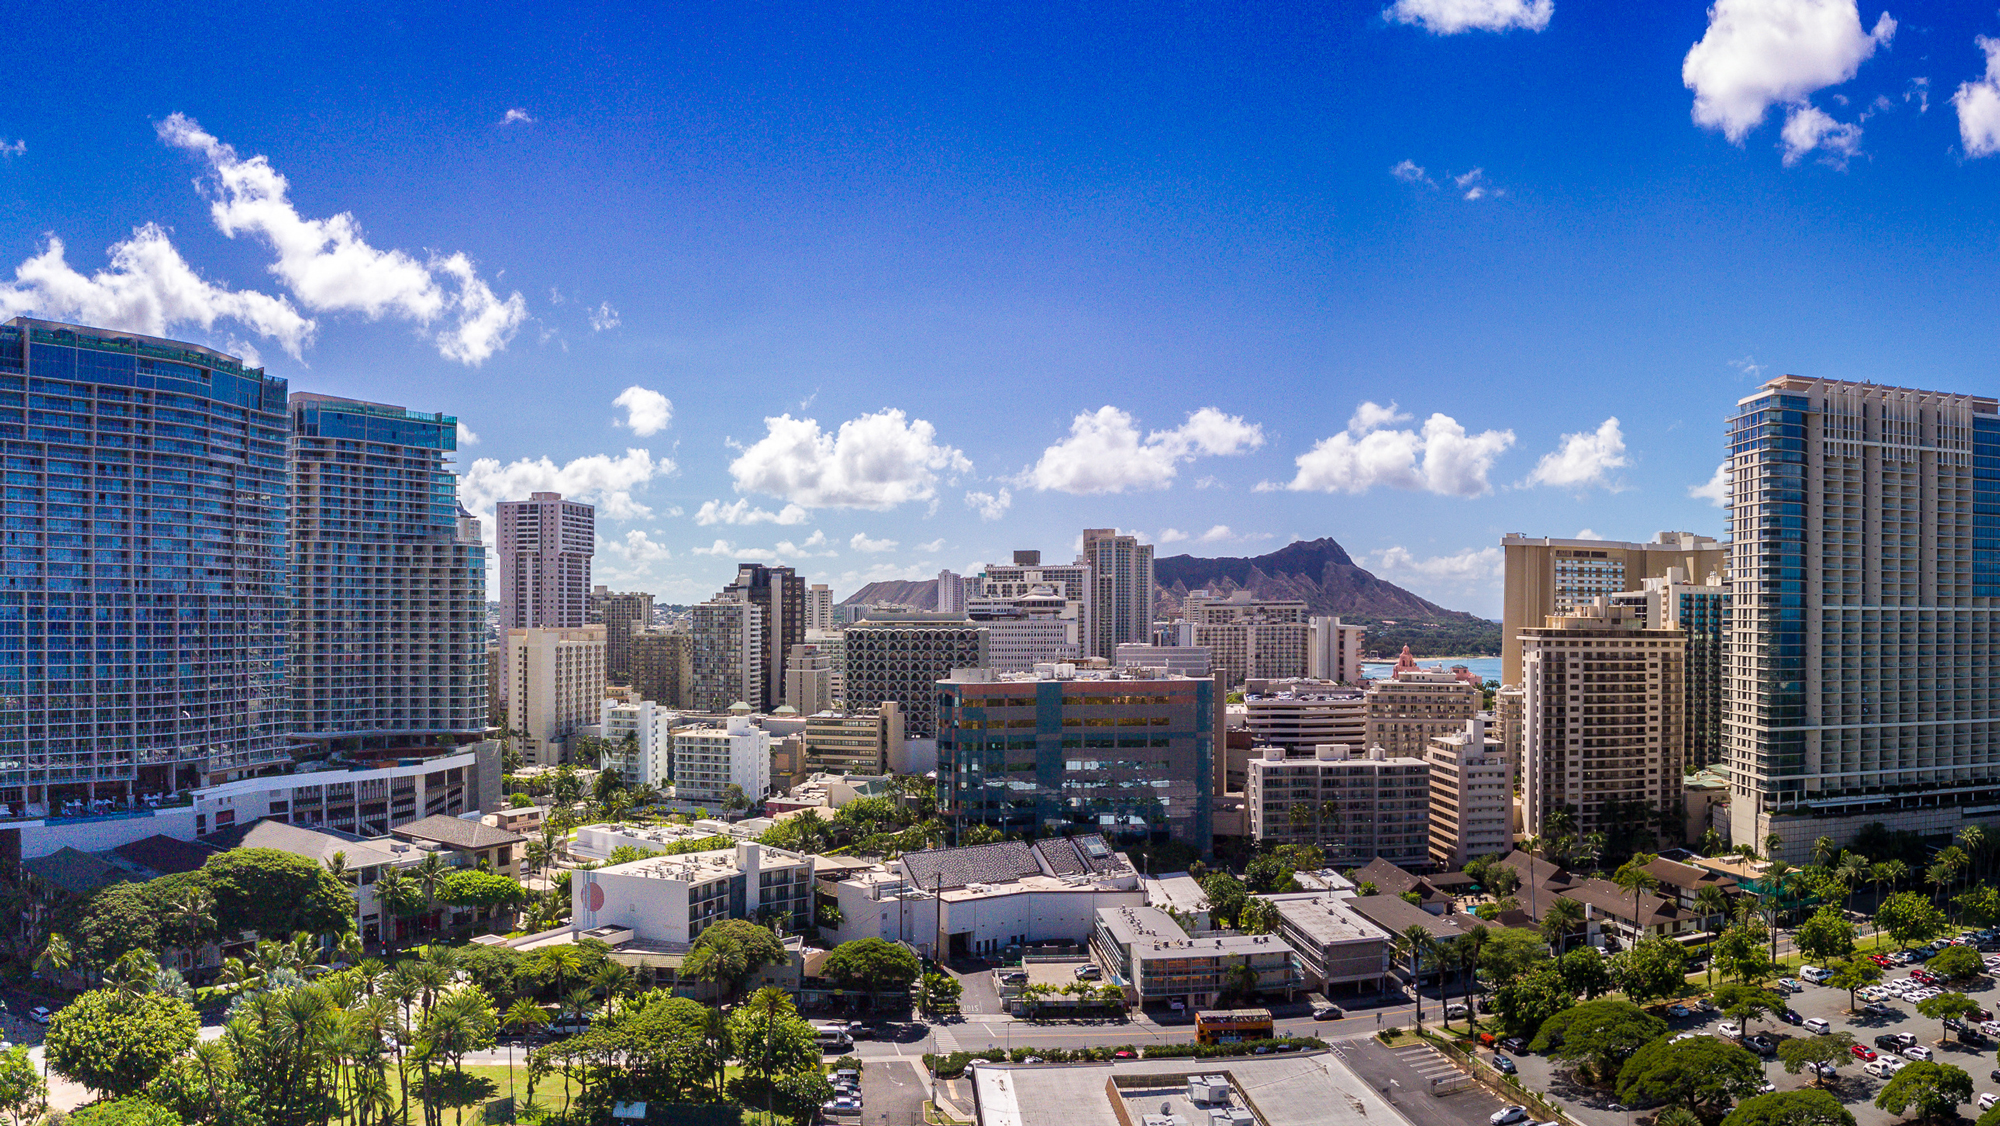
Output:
top-left (1496, 939), bottom-right (2000, 1126)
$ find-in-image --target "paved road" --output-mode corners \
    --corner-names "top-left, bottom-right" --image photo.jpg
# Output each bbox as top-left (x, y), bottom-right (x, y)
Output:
top-left (859, 1057), bottom-right (928, 1126)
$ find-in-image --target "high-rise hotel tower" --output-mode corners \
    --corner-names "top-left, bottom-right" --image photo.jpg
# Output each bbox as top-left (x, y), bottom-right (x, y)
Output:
top-left (1726, 376), bottom-right (2000, 860)
top-left (0, 319), bottom-right (290, 802)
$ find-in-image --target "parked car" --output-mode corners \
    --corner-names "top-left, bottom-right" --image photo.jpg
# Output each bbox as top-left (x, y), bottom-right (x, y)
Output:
top-left (1906, 1045), bottom-right (1934, 1062)
top-left (1499, 1037), bottom-right (1528, 1054)
top-left (1776, 978), bottom-right (1804, 993)
top-left (1446, 1003), bottom-right (1471, 1019)
top-left (1866, 1059), bottom-right (1907, 1079)
top-left (1864, 1002), bottom-right (1895, 1017)
top-left (1073, 965), bottom-right (1102, 980)
top-left (1981, 1093), bottom-right (2000, 1112)
top-left (1667, 1004), bottom-right (1691, 1019)
top-left (1851, 1044), bottom-right (1877, 1061)
top-left (1717, 1022), bottom-right (1743, 1039)
top-left (1746, 1034), bottom-right (1777, 1056)
top-left (26, 1008), bottom-right (50, 1025)
top-left (1804, 1018), bottom-right (1831, 1035)
top-left (1490, 1106), bottom-right (1529, 1126)
top-left (1112, 1050), bottom-right (1136, 1060)
top-left (1493, 1055), bottom-right (1517, 1075)
top-left (1800, 965), bottom-right (1832, 983)
top-left (1779, 1009), bottom-right (1804, 1026)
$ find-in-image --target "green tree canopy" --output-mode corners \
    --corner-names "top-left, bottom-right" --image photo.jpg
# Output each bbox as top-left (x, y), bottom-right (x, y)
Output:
top-left (46, 989), bottom-right (200, 1099)
top-left (1609, 937), bottom-right (1688, 1005)
top-left (0, 1044), bottom-right (43, 1126)
top-left (1556, 947), bottom-right (1613, 1000)
top-left (203, 849), bottom-right (353, 939)
top-left (437, 870), bottom-right (529, 909)
top-left (1616, 1035), bottom-right (1763, 1114)
top-left (820, 939), bottom-right (920, 1001)
top-left (1243, 852), bottom-right (1296, 894)
top-left (1794, 906), bottom-right (1856, 963)
top-left (1914, 990), bottom-right (1981, 1043)
top-left (1720, 1089), bottom-right (1858, 1126)
top-left (1200, 873), bottom-right (1248, 929)
top-left (66, 883), bottom-right (163, 972)
top-left (728, 987), bottom-right (819, 1082)
top-left (1826, 957), bottom-right (1882, 1010)
top-left (65, 1099), bottom-right (183, 1126)
top-left (1874, 1061), bottom-right (1972, 1125)
top-left (1876, 891), bottom-right (1949, 948)
top-left (1957, 885), bottom-right (2000, 929)
top-left (1495, 962), bottom-right (1572, 1037)
top-left (1478, 927), bottom-right (1551, 986)
top-left (1533, 999), bottom-right (1666, 1084)
top-left (1711, 984), bottom-right (1787, 1033)
top-left (681, 920), bottom-right (787, 1001)
top-left (1774, 1032), bottom-right (1854, 1086)
top-left (1926, 944), bottom-right (1984, 982)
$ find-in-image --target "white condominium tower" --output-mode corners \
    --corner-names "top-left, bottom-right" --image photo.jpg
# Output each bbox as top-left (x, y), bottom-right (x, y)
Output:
top-left (1726, 376), bottom-right (2000, 860)
top-left (496, 492), bottom-right (595, 632)
top-left (1083, 528), bottom-right (1154, 659)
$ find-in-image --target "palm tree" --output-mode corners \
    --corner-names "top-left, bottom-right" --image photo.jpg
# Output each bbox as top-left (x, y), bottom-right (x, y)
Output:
top-left (1519, 835), bottom-right (1543, 922)
top-left (1542, 897), bottom-right (1586, 955)
top-left (1699, 828), bottom-right (1725, 858)
top-left (1837, 853), bottom-right (1871, 913)
top-left (591, 960), bottom-right (635, 1007)
top-left (1613, 854), bottom-right (1661, 947)
top-left (325, 850), bottom-right (361, 939)
top-left (1761, 860), bottom-right (1794, 963)
top-left (374, 869), bottom-right (421, 953)
top-left (501, 998), bottom-right (549, 1105)
top-left (1813, 836), bottom-right (1838, 868)
top-left (1398, 924), bottom-right (1439, 1025)
top-left (412, 850), bottom-right (450, 935)
top-left (1764, 833), bottom-right (1785, 864)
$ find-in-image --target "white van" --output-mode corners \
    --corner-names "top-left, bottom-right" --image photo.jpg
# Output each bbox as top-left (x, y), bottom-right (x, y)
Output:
top-left (1866, 1059), bottom-right (1904, 1079)
top-left (1905, 1045), bottom-right (1933, 1062)
top-left (1800, 965), bottom-right (1832, 984)
top-left (1803, 1017), bottom-right (1831, 1035)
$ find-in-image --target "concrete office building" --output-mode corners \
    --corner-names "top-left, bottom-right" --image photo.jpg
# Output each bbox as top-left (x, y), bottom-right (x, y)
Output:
top-left (1425, 717), bottom-right (1511, 868)
top-left (1240, 683), bottom-right (1367, 750)
top-left (1363, 667), bottom-right (1479, 761)
top-left (939, 666), bottom-right (1216, 852)
top-left (969, 584), bottom-right (1082, 670)
top-left (807, 629), bottom-right (846, 705)
top-left (1262, 892), bottom-right (1394, 994)
top-left (505, 627), bottom-right (607, 766)
top-left (1309, 617), bottom-right (1368, 684)
top-left (589, 587), bottom-right (654, 680)
top-left (1521, 599), bottom-right (1685, 840)
top-left (936, 569), bottom-right (970, 613)
top-left (569, 841), bottom-right (814, 944)
top-left (1185, 592), bottom-right (1311, 687)
top-left (1084, 529), bottom-right (1154, 660)
top-left (192, 745), bottom-right (501, 838)
top-left (784, 641), bottom-right (834, 716)
top-left (1618, 570), bottom-right (1729, 774)
top-left (979, 550), bottom-right (1095, 654)
top-left (673, 714), bottom-right (772, 806)
top-left (1724, 376), bottom-right (2000, 859)
top-left (1242, 745), bottom-right (1431, 870)
top-left (843, 612), bottom-right (988, 739)
top-left (721, 564), bottom-right (803, 713)
top-left (1113, 644), bottom-right (1212, 678)
top-left (1091, 904), bottom-right (1300, 1008)
top-left (1501, 530), bottom-right (1725, 685)
top-left (0, 319), bottom-right (291, 803)
top-left (803, 704), bottom-right (904, 775)
top-left (496, 492), bottom-right (594, 633)
top-left (289, 394), bottom-right (489, 755)
top-left (601, 699), bottom-right (674, 788)
top-left (689, 597), bottom-right (763, 713)
top-left (806, 583), bottom-right (835, 632)
top-left (628, 629), bottom-right (691, 709)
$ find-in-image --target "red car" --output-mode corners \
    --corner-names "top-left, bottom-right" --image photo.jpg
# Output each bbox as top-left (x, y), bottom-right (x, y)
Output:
top-left (1871, 954), bottom-right (1893, 967)
top-left (1112, 1050), bottom-right (1136, 1060)
top-left (1851, 1045), bottom-right (1877, 1061)
top-left (1912, 970), bottom-right (1937, 984)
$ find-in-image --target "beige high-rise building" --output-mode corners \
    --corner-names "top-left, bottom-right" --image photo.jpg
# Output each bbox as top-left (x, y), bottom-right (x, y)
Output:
top-left (505, 627), bottom-right (607, 766)
top-left (978, 551), bottom-right (1094, 656)
top-left (803, 703), bottom-right (905, 775)
top-left (1242, 745), bottom-right (1430, 870)
top-left (1186, 592), bottom-right (1310, 687)
top-left (589, 587), bottom-right (654, 680)
top-left (1426, 717), bottom-right (1511, 868)
top-left (806, 584), bottom-right (835, 632)
top-left (1364, 666), bottom-right (1479, 760)
top-left (785, 641), bottom-right (835, 716)
top-left (1501, 531), bottom-right (1724, 686)
top-left (497, 492), bottom-right (595, 634)
top-left (1725, 376), bottom-right (2000, 861)
top-left (1083, 529), bottom-right (1154, 659)
top-left (689, 597), bottom-right (763, 713)
top-left (1309, 616), bottom-right (1368, 684)
top-left (1520, 599), bottom-right (1684, 840)
top-left (1240, 683), bottom-right (1367, 750)
top-left (629, 629), bottom-right (691, 709)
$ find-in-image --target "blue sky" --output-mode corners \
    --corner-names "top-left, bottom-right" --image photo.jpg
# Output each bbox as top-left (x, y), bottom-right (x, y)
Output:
top-left (3, 0), bottom-right (1998, 616)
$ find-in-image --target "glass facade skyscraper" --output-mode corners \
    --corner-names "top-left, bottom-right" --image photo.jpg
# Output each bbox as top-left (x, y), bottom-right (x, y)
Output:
top-left (0, 318), bottom-right (290, 807)
top-left (1725, 375), bottom-right (2000, 859)
top-left (288, 394), bottom-right (488, 750)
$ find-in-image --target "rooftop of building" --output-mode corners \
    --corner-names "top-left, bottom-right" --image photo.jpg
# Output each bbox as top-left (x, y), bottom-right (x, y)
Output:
top-left (595, 840), bottom-right (813, 881)
top-left (1559, 877), bottom-right (1686, 927)
top-left (1501, 530), bottom-right (1722, 550)
top-left (901, 834), bottom-right (1131, 891)
top-left (1348, 857), bottom-right (1444, 902)
top-left (1639, 855), bottom-right (1737, 893)
top-left (391, 814), bottom-right (527, 850)
top-left (971, 1054), bottom-right (1393, 1126)
top-left (201, 818), bottom-right (411, 869)
top-left (1142, 872), bottom-right (1210, 916)
top-left (1262, 892), bottom-right (1391, 947)
top-left (108, 834), bottom-right (218, 878)
top-left (1345, 891), bottom-right (1473, 940)
top-left (941, 664), bottom-right (1206, 685)
top-left (1095, 904), bottom-right (1293, 957)
top-left (23, 847), bottom-right (126, 897)
top-left (1754, 374), bottom-right (2000, 412)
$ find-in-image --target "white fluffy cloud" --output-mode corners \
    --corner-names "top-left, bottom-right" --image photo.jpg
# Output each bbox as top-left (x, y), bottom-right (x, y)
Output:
top-left (691, 539), bottom-right (775, 560)
top-left (1385, 0), bottom-right (1552, 34)
top-left (1780, 103), bottom-right (1864, 165)
top-left (589, 301), bottom-right (620, 331)
top-left (614, 385), bottom-right (673, 436)
top-left (1267, 401), bottom-right (1514, 497)
top-left (1373, 545), bottom-right (1506, 583)
top-left (0, 225), bottom-right (315, 357)
top-left (1690, 462), bottom-right (1733, 507)
top-left (729, 409), bottom-right (970, 510)
top-left (500, 109), bottom-right (535, 126)
top-left (604, 529), bottom-right (674, 565)
top-left (456, 421), bottom-right (480, 447)
top-left (773, 530), bottom-right (837, 558)
top-left (1954, 37), bottom-right (2000, 157)
top-left (964, 489), bottom-right (1012, 521)
top-left (694, 498), bottom-right (809, 526)
top-left (1156, 528), bottom-right (1189, 545)
top-left (1391, 160), bottom-right (1434, 185)
top-left (0, 139), bottom-right (25, 158)
top-left (1682, 0), bottom-right (1893, 148)
top-left (157, 113), bottom-right (527, 364)
top-left (459, 447), bottom-right (668, 525)
top-left (1023, 406), bottom-right (1263, 494)
top-left (1524, 417), bottom-right (1627, 490)
top-left (917, 538), bottom-right (946, 553)
top-left (850, 533), bottom-right (899, 553)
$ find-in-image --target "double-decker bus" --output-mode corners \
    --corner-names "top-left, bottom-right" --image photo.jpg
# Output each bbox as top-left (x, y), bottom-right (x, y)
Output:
top-left (1195, 1008), bottom-right (1273, 1044)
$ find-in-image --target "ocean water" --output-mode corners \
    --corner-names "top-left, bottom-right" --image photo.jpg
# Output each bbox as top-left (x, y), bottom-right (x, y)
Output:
top-left (1361, 655), bottom-right (1502, 682)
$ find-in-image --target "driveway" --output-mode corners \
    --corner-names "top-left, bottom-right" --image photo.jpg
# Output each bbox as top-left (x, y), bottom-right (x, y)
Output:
top-left (860, 1057), bottom-right (928, 1126)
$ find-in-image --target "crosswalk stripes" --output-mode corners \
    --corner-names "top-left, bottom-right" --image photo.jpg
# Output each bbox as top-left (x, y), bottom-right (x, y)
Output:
top-left (1392, 1041), bottom-right (1466, 1084)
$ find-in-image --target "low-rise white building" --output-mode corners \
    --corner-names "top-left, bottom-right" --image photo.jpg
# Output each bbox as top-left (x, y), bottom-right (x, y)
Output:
top-left (1261, 891), bottom-right (1393, 995)
top-left (570, 819), bottom-right (743, 861)
top-left (193, 746), bottom-right (500, 839)
top-left (569, 841), bottom-right (815, 944)
top-left (673, 715), bottom-right (772, 807)
top-left (829, 835), bottom-right (1143, 959)
top-left (1090, 904), bottom-right (1301, 1008)
top-left (601, 699), bottom-right (675, 788)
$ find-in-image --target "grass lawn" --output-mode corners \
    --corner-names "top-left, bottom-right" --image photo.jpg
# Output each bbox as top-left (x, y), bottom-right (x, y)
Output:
top-left (394, 1063), bottom-right (790, 1126)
